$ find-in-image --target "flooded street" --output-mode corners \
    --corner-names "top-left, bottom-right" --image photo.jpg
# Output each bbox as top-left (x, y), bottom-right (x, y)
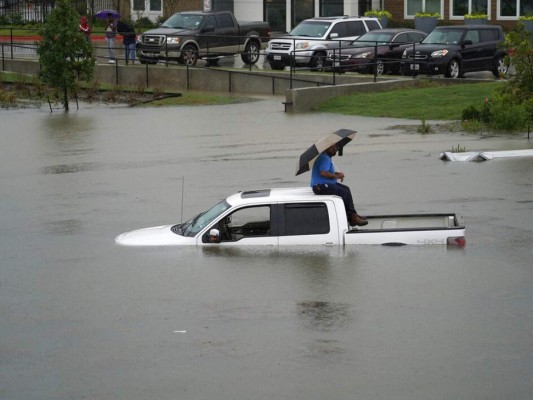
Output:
top-left (1, 98), bottom-right (532, 400)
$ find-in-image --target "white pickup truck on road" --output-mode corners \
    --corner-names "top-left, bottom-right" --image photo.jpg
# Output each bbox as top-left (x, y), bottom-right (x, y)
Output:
top-left (116, 187), bottom-right (466, 247)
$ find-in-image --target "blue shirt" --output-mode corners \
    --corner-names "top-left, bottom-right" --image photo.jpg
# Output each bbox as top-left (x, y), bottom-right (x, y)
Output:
top-left (310, 152), bottom-right (336, 187)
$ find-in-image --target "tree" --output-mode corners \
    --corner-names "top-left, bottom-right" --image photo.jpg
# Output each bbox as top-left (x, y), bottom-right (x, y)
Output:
top-left (498, 22), bottom-right (533, 104)
top-left (37, 0), bottom-right (94, 111)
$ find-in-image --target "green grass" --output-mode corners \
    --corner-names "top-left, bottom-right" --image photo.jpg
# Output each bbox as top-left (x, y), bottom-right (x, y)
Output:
top-left (142, 92), bottom-right (255, 107)
top-left (316, 81), bottom-right (501, 120)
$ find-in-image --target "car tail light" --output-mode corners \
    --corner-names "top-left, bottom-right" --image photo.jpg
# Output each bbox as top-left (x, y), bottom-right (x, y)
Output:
top-left (447, 236), bottom-right (466, 247)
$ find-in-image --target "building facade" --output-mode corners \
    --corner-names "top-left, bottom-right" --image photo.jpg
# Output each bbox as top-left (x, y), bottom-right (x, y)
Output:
top-left (130, 0), bottom-right (532, 31)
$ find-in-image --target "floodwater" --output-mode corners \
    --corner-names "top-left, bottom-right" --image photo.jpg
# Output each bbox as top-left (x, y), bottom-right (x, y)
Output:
top-left (1, 98), bottom-right (532, 400)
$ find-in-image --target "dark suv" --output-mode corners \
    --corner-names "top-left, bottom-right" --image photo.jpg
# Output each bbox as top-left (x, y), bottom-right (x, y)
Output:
top-left (401, 25), bottom-right (507, 78)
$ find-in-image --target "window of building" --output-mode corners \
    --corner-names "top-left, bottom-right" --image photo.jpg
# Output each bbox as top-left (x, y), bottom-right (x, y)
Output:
top-left (451, 0), bottom-right (488, 17)
top-left (265, 0), bottom-right (287, 32)
top-left (406, 0), bottom-right (442, 16)
top-left (150, 0), bottom-right (161, 12)
top-left (320, 0), bottom-right (343, 17)
top-left (283, 203), bottom-right (330, 236)
top-left (133, 0), bottom-right (162, 12)
top-left (291, 0), bottom-right (314, 28)
top-left (499, 0), bottom-right (533, 17)
top-left (133, 0), bottom-right (145, 11)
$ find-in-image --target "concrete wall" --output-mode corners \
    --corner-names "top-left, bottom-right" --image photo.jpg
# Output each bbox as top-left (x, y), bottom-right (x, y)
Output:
top-left (2, 58), bottom-right (421, 113)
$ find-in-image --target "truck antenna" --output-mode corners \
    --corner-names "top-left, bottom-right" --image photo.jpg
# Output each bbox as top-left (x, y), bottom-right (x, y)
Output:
top-left (180, 176), bottom-right (185, 223)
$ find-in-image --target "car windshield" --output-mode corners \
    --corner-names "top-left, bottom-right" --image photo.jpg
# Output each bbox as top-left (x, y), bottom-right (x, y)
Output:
top-left (161, 14), bottom-right (204, 29)
top-left (287, 21), bottom-right (332, 37)
top-left (178, 200), bottom-right (231, 237)
top-left (356, 32), bottom-right (394, 45)
top-left (422, 29), bottom-right (464, 44)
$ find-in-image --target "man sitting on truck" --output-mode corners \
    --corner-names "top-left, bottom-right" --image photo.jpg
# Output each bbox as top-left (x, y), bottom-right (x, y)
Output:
top-left (311, 145), bottom-right (368, 227)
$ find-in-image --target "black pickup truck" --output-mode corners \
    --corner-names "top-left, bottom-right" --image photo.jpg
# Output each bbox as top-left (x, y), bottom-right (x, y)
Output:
top-left (137, 11), bottom-right (271, 66)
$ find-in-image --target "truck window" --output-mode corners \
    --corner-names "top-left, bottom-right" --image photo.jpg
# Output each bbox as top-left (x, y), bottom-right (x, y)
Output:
top-left (216, 13), bottom-right (235, 28)
top-left (364, 20), bottom-right (381, 31)
top-left (220, 206), bottom-right (271, 241)
top-left (283, 203), bottom-right (330, 236)
top-left (347, 20), bottom-right (366, 36)
top-left (330, 22), bottom-right (348, 37)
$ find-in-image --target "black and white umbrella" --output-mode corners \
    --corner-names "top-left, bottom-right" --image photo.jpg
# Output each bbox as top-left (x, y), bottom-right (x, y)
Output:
top-left (295, 128), bottom-right (356, 176)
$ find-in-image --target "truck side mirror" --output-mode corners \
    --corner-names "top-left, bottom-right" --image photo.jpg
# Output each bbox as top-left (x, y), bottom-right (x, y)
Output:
top-left (329, 32), bottom-right (339, 39)
top-left (462, 39), bottom-right (473, 47)
top-left (202, 24), bottom-right (215, 33)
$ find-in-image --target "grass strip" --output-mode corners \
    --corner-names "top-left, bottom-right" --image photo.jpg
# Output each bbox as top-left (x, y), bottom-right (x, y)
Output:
top-left (315, 81), bottom-right (501, 120)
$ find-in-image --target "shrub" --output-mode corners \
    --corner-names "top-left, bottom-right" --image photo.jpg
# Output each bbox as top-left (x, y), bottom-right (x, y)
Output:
top-left (415, 12), bottom-right (441, 18)
top-left (417, 119), bottom-right (432, 134)
top-left (135, 17), bottom-right (155, 30)
top-left (489, 99), bottom-right (529, 131)
top-left (462, 105), bottom-right (480, 120)
top-left (464, 13), bottom-right (488, 19)
top-left (364, 10), bottom-right (393, 19)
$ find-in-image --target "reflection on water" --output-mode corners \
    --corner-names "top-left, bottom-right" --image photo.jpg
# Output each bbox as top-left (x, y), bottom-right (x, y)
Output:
top-left (297, 301), bottom-right (351, 332)
top-left (42, 162), bottom-right (97, 174)
top-left (42, 219), bottom-right (84, 235)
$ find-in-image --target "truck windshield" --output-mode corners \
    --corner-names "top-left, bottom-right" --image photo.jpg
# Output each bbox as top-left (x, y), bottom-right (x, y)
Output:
top-left (179, 200), bottom-right (231, 237)
top-left (288, 21), bottom-right (332, 38)
top-left (162, 14), bottom-right (204, 30)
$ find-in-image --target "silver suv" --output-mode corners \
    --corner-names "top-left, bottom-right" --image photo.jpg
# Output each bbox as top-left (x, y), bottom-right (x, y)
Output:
top-left (266, 16), bottom-right (382, 70)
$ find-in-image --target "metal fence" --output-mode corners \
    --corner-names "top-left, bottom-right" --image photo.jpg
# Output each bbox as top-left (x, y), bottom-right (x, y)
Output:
top-left (0, 0), bottom-right (113, 22)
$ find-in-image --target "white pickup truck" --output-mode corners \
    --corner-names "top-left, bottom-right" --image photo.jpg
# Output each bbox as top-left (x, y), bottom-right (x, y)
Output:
top-left (116, 187), bottom-right (466, 247)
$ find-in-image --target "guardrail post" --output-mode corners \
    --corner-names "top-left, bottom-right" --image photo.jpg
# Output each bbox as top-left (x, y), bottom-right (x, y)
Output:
top-left (373, 43), bottom-right (378, 83)
top-left (145, 61), bottom-right (149, 88)
top-left (10, 27), bottom-right (14, 59)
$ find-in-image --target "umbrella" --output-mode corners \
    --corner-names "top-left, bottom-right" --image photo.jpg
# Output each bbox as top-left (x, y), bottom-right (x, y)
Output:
top-left (95, 9), bottom-right (121, 19)
top-left (295, 128), bottom-right (356, 176)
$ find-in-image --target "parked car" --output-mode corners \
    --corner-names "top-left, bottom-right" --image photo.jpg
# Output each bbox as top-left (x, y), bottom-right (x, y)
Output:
top-left (265, 16), bottom-right (382, 71)
top-left (327, 28), bottom-right (427, 75)
top-left (401, 25), bottom-right (507, 78)
top-left (136, 11), bottom-right (271, 66)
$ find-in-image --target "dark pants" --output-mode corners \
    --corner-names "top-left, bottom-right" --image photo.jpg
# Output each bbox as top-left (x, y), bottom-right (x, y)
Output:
top-left (312, 183), bottom-right (357, 218)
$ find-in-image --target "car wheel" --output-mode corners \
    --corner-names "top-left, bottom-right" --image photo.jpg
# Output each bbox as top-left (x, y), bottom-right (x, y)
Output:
top-left (309, 52), bottom-right (326, 71)
top-left (375, 59), bottom-right (385, 76)
top-left (493, 55), bottom-right (508, 78)
top-left (179, 45), bottom-right (198, 66)
top-left (444, 59), bottom-right (461, 78)
top-left (241, 41), bottom-right (260, 65)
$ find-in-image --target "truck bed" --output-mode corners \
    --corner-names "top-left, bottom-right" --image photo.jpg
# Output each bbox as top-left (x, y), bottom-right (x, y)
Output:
top-left (345, 213), bottom-right (465, 246)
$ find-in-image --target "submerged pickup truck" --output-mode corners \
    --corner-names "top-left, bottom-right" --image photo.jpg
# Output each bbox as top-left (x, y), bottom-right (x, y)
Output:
top-left (136, 10), bottom-right (271, 66)
top-left (116, 187), bottom-right (466, 247)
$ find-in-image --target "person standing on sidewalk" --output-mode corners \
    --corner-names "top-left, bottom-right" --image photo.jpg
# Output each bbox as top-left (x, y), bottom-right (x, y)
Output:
top-left (118, 21), bottom-right (136, 65)
top-left (79, 16), bottom-right (92, 43)
top-left (105, 14), bottom-right (117, 63)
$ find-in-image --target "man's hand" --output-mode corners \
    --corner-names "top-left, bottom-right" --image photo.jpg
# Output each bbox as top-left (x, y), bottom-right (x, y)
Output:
top-left (335, 172), bottom-right (345, 182)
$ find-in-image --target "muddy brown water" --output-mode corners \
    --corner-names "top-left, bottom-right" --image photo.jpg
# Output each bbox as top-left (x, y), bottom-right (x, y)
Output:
top-left (1, 99), bottom-right (532, 400)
